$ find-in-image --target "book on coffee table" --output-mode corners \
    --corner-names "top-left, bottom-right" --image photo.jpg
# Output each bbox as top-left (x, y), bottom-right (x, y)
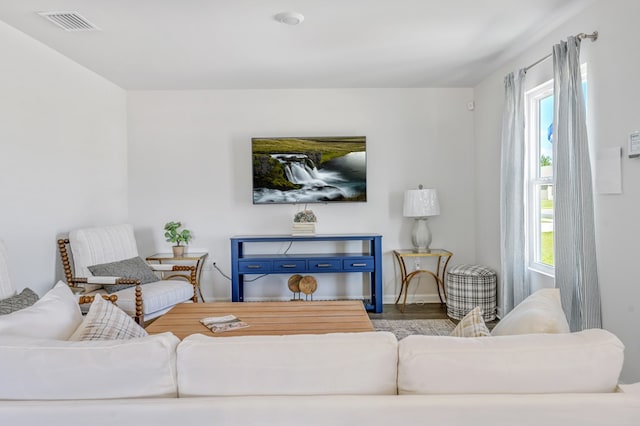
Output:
top-left (200, 314), bottom-right (250, 333)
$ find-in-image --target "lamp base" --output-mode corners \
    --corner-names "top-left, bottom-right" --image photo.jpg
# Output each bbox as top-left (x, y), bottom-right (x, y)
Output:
top-left (410, 217), bottom-right (432, 253)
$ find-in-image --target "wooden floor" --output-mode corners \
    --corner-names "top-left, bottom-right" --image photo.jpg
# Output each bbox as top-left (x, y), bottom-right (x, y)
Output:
top-left (369, 303), bottom-right (499, 328)
top-left (368, 303), bottom-right (449, 320)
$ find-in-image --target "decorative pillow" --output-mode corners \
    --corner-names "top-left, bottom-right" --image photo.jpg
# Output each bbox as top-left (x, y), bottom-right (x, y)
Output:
top-left (88, 256), bottom-right (158, 293)
top-left (69, 293), bottom-right (147, 341)
top-left (0, 281), bottom-right (82, 340)
top-left (0, 287), bottom-right (39, 315)
top-left (450, 306), bottom-right (490, 337)
top-left (491, 288), bottom-right (570, 336)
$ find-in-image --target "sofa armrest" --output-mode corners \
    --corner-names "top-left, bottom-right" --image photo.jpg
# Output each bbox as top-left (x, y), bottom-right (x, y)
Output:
top-left (148, 264), bottom-right (197, 302)
top-left (78, 294), bottom-right (118, 305)
top-left (69, 277), bottom-right (143, 325)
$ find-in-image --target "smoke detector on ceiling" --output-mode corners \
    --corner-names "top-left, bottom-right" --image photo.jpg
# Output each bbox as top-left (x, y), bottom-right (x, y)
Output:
top-left (274, 12), bottom-right (304, 26)
top-left (37, 11), bottom-right (100, 32)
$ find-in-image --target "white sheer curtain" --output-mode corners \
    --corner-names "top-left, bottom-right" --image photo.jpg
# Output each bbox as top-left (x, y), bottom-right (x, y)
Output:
top-left (499, 69), bottom-right (529, 315)
top-left (552, 36), bottom-right (602, 330)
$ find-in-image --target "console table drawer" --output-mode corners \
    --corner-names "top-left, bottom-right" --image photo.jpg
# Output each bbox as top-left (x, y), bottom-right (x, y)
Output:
top-left (308, 258), bottom-right (342, 272)
top-left (238, 260), bottom-right (272, 273)
top-left (342, 257), bottom-right (374, 271)
top-left (273, 259), bottom-right (307, 272)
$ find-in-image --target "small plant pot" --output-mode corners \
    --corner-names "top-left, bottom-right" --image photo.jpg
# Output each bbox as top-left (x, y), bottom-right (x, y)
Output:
top-left (172, 246), bottom-right (185, 257)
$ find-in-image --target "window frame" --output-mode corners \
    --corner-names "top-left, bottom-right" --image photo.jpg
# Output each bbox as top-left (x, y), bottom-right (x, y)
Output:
top-left (525, 79), bottom-right (555, 277)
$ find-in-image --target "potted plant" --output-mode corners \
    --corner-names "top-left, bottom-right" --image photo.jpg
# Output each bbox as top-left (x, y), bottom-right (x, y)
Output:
top-left (164, 221), bottom-right (192, 257)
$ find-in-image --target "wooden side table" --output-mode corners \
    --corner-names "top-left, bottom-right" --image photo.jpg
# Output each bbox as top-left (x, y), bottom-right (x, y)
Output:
top-left (146, 252), bottom-right (208, 302)
top-left (392, 249), bottom-right (453, 313)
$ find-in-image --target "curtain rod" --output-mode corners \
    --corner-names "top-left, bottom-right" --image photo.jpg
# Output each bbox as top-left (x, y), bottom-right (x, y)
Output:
top-left (525, 31), bottom-right (599, 72)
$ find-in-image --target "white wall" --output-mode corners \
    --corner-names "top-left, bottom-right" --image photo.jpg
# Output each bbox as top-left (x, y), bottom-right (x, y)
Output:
top-left (474, 0), bottom-right (640, 383)
top-left (127, 88), bottom-right (476, 304)
top-left (0, 21), bottom-right (128, 296)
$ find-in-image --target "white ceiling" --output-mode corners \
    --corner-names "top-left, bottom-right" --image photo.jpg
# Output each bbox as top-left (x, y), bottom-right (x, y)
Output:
top-left (0, 0), bottom-right (595, 90)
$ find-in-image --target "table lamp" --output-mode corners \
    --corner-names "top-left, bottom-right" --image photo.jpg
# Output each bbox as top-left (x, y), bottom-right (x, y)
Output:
top-left (403, 185), bottom-right (440, 252)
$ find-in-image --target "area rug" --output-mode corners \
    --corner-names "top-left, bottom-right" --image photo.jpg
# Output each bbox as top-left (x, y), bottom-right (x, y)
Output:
top-left (371, 319), bottom-right (456, 340)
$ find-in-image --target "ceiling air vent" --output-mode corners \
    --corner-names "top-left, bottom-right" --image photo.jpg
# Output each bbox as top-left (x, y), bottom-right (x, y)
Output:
top-left (37, 11), bottom-right (100, 32)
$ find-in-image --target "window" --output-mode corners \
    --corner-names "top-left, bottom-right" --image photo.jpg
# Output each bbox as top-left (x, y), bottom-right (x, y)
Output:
top-left (525, 80), bottom-right (554, 274)
top-left (525, 66), bottom-right (587, 276)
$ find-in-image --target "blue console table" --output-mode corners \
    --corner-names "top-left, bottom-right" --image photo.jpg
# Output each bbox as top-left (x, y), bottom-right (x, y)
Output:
top-left (230, 234), bottom-right (383, 313)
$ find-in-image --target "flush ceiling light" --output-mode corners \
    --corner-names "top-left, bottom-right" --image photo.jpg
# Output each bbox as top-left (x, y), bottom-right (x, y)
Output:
top-left (274, 12), bottom-right (304, 25)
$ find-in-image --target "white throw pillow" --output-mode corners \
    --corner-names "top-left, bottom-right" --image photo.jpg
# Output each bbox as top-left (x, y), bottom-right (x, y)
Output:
top-left (0, 281), bottom-right (82, 340)
top-left (69, 293), bottom-right (148, 341)
top-left (450, 306), bottom-right (490, 337)
top-left (0, 332), bottom-right (179, 399)
top-left (491, 288), bottom-right (570, 336)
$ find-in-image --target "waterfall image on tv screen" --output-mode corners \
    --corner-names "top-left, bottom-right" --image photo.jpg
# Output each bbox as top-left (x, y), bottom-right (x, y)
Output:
top-left (252, 136), bottom-right (367, 204)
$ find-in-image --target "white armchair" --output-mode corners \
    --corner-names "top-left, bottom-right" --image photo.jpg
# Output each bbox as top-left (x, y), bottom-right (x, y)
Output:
top-left (58, 224), bottom-right (197, 325)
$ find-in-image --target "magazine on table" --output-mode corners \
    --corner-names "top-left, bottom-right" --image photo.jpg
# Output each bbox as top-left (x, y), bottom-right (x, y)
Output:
top-left (200, 314), bottom-right (250, 333)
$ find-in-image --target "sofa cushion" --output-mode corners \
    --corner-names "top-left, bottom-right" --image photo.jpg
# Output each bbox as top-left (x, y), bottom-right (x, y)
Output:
top-left (177, 331), bottom-right (398, 396)
top-left (491, 288), bottom-right (570, 336)
top-left (449, 306), bottom-right (490, 337)
top-left (110, 280), bottom-right (194, 318)
top-left (69, 224), bottom-right (140, 292)
top-left (69, 224), bottom-right (140, 277)
top-left (0, 281), bottom-right (82, 340)
top-left (0, 287), bottom-right (39, 315)
top-left (69, 294), bottom-right (148, 341)
top-left (398, 328), bottom-right (624, 395)
top-left (0, 332), bottom-right (179, 400)
top-left (88, 256), bottom-right (159, 293)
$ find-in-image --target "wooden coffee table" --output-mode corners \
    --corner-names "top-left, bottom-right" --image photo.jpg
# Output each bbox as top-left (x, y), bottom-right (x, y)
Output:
top-left (145, 300), bottom-right (374, 339)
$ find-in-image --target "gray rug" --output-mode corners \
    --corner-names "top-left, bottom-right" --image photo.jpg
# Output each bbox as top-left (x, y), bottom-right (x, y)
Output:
top-left (371, 319), bottom-right (456, 340)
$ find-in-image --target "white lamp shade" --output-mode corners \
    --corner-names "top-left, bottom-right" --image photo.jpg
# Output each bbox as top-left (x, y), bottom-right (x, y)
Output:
top-left (403, 188), bottom-right (440, 217)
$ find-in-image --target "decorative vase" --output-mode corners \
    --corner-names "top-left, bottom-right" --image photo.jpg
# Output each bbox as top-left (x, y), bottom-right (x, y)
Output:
top-left (172, 246), bottom-right (185, 257)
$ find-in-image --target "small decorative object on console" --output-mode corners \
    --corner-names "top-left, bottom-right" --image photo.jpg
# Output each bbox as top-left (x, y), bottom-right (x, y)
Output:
top-left (292, 209), bottom-right (317, 235)
top-left (288, 274), bottom-right (302, 300)
top-left (298, 275), bottom-right (318, 300)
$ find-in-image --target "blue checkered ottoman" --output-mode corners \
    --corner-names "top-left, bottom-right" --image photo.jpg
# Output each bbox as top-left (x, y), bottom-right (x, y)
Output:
top-left (445, 264), bottom-right (497, 321)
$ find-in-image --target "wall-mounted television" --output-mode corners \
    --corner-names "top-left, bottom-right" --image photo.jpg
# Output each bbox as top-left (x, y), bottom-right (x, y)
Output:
top-left (252, 136), bottom-right (367, 204)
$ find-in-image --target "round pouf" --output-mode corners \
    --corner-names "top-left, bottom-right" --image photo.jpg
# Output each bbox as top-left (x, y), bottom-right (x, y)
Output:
top-left (446, 264), bottom-right (497, 321)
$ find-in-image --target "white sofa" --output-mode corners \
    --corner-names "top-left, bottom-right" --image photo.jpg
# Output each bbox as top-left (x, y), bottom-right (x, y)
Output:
top-left (0, 328), bottom-right (639, 426)
top-left (1, 240), bottom-right (639, 425)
